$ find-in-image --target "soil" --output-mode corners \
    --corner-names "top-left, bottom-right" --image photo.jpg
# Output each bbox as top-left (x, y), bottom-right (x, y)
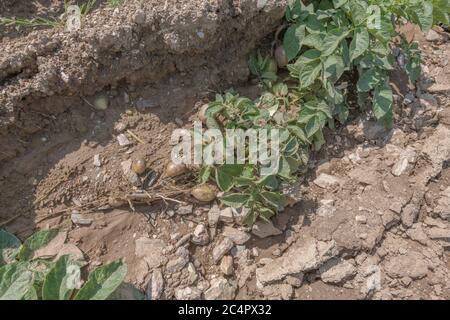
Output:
top-left (1, 0), bottom-right (449, 300)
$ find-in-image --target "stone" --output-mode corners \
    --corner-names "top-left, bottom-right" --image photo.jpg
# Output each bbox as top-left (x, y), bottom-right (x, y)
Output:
top-left (313, 173), bottom-right (341, 189)
top-left (355, 215), bottom-right (367, 224)
top-left (285, 274), bottom-right (304, 288)
top-left (71, 213), bottom-right (93, 226)
top-left (93, 154), bottom-right (102, 167)
top-left (166, 247), bottom-right (190, 273)
top-left (426, 29), bottom-right (441, 42)
top-left (212, 237), bottom-right (234, 264)
top-left (406, 224), bottom-right (429, 245)
top-left (391, 148), bottom-right (417, 177)
top-left (192, 224), bottom-right (209, 246)
top-left (219, 207), bottom-right (234, 224)
top-left (175, 234), bottom-right (191, 248)
top-left (121, 159), bottom-right (141, 187)
top-left (222, 226), bottom-right (251, 245)
top-left (319, 259), bottom-right (356, 284)
top-left (256, 238), bottom-right (338, 285)
top-left (426, 227), bottom-right (450, 242)
top-left (401, 204), bottom-right (419, 228)
top-left (135, 237), bottom-right (167, 269)
top-left (186, 263), bottom-right (198, 285)
top-left (382, 210), bottom-right (400, 229)
top-left (424, 217), bottom-right (447, 229)
top-left (146, 269), bottom-right (164, 300)
top-left (384, 252), bottom-right (429, 279)
top-left (117, 133), bottom-right (131, 146)
top-left (175, 287), bottom-right (202, 300)
top-left (428, 83), bottom-right (450, 93)
top-left (261, 284), bottom-right (293, 300)
top-left (220, 256), bottom-right (234, 276)
top-left (251, 221), bottom-right (282, 238)
top-left (177, 204), bottom-right (193, 215)
top-left (317, 199), bottom-right (336, 217)
top-left (208, 204), bottom-right (220, 226)
top-left (434, 187), bottom-right (450, 220)
top-left (204, 277), bottom-right (237, 300)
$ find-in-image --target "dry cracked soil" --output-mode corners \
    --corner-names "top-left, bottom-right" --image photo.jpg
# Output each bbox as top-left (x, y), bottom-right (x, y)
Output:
top-left (1, 0), bottom-right (450, 300)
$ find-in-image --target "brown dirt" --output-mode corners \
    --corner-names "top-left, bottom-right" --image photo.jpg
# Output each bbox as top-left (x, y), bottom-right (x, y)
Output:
top-left (1, 0), bottom-right (450, 301)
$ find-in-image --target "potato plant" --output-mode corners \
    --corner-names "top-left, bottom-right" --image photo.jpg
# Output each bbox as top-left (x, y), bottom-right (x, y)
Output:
top-left (0, 229), bottom-right (127, 300)
top-left (199, 0), bottom-right (449, 224)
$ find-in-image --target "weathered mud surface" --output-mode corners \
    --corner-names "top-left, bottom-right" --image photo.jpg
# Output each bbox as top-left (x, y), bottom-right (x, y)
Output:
top-left (1, 1), bottom-right (450, 301)
top-left (0, 0), bottom-right (286, 163)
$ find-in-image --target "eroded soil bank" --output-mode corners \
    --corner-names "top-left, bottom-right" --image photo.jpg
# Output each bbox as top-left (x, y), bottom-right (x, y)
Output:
top-left (1, 0), bottom-right (450, 300)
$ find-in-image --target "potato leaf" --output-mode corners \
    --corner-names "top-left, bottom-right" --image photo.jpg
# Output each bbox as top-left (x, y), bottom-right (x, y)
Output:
top-left (74, 260), bottom-right (127, 300)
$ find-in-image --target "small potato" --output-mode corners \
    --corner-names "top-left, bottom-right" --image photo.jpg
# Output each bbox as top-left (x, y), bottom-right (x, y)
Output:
top-left (191, 184), bottom-right (216, 202)
top-left (132, 157), bottom-right (146, 175)
top-left (165, 162), bottom-right (188, 178)
top-left (275, 45), bottom-right (288, 68)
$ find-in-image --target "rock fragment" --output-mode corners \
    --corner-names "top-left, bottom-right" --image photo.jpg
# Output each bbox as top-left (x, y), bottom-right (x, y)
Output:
top-left (220, 256), bottom-right (234, 276)
top-left (251, 221), bottom-right (282, 238)
top-left (204, 277), bottom-right (236, 300)
top-left (135, 237), bottom-right (167, 269)
top-left (212, 238), bottom-right (234, 263)
top-left (319, 259), bottom-right (356, 284)
top-left (256, 238), bottom-right (338, 285)
top-left (222, 226), bottom-right (250, 245)
top-left (192, 224), bottom-right (209, 245)
top-left (313, 173), bottom-right (341, 189)
top-left (146, 269), bottom-right (164, 300)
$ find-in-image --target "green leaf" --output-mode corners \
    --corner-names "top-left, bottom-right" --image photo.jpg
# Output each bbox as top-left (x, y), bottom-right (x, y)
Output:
top-left (215, 165), bottom-right (244, 192)
top-left (299, 60), bottom-right (322, 88)
top-left (414, 2), bottom-right (434, 32)
top-left (74, 260), bottom-right (127, 300)
top-left (199, 166), bottom-right (212, 184)
top-left (349, 28), bottom-right (370, 61)
top-left (321, 28), bottom-right (350, 57)
top-left (323, 54), bottom-right (345, 83)
top-left (0, 262), bottom-right (34, 300)
top-left (42, 255), bottom-right (81, 300)
top-left (357, 68), bottom-right (380, 92)
top-left (0, 229), bottom-right (21, 265)
top-left (257, 175), bottom-right (279, 190)
top-left (261, 191), bottom-right (287, 210)
top-left (18, 229), bottom-right (59, 261)
top-left (221, 194), bottom-right (251, 208)
top-left (283, 24), bottom-right (306, 61)
top-left (278, 156), bottom-right (299, 179)
top-left (373, 82), bottom-right (393, 127)
top-left (288, 125), bottom-right (309, 144)
top-left (304, 115), bottom-right (322, 138)
top-left (22, 286), bottom-right (38, 300)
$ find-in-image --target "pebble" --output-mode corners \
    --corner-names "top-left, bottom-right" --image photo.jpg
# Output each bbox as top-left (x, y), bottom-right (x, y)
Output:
top-left (117, 134), bottom-right (131, 146)
top-left (71, 212), bottom-right (93, 226)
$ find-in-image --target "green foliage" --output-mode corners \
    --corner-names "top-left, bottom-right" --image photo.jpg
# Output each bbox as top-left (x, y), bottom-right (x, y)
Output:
top-left (197, 0), bottom-right (447, 225)
top-left (107, 0), bottom-right (125, 8)
top-left (248, 51), bottom-right (278, 84)
top-left (0, 229), bottom-right (126, 300)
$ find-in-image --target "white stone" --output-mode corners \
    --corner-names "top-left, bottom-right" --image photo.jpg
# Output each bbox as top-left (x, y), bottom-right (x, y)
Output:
top-left (313, 173), bottom-right (341, 189)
